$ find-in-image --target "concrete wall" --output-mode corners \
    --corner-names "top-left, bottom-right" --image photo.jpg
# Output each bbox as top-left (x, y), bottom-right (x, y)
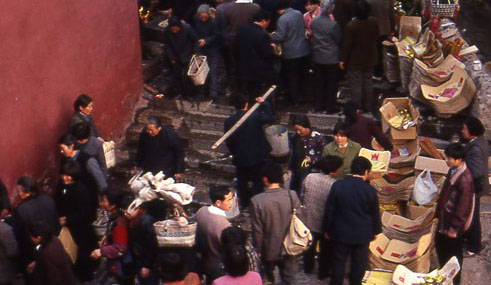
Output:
top-left (0, 1), bottom-right (143, 200)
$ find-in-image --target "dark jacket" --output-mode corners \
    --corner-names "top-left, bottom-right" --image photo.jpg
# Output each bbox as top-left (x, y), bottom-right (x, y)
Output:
top-left (347, 115), bottom-right (393, 151)
top-left (223, 2), bottom-right (260, 44)
top-left (465, 136), bottom-right (489, 196)
top-left (224, 100), bottom-right (274, 167)
top-left (0, 179), bottom-right (10, 213)
top-left (12, 195), bottom-right (59, 266)
top-left (236, 23), bottom-right (275, 82)
top-left (136, 125), bottom-right (185, 176)
top-left (0, 221), bottom-right (19, 284)
top-left (341, 17), bottom-right (379, 69)
top-left (193, 17), bottom-right (219, 56)
top-left (310, 14), bottom-right (342, 65)
top-left (250, 187), bottom-right (303, 261)
top-left (129, 212), bottom-right (159, 270)
top-left (323, 177), bottom-right (381, 244)
top-left (69, 111), bottom-right (101, 138)
top-left (271, 8), bottom-right (311, 59)
top-left (32, 236), bottom-right (77, 285)
top-left (436, 164), bottom-right (475, 236)
top-left (163, 23), bottom-right (199, 65)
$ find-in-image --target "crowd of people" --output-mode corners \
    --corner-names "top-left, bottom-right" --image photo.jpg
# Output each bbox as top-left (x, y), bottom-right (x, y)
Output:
top-left (0, 1), bottom-right (489, 285)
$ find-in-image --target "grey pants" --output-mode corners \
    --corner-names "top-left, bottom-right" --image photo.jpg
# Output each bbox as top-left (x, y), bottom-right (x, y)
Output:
top-left (347, 68), bottom-right (374, 111)
top-left (262, 255), bottom-right (298, 285)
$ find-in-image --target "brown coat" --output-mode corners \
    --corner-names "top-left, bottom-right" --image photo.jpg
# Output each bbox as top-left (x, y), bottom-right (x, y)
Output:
top-left (436, 163), bottom-right (475, 236)
top-left (32, 236), bottom-right (77, 285)
top-left (250, 188), bottom-right (302, 261)
top-left (341, 17), bottom-right (379, 69)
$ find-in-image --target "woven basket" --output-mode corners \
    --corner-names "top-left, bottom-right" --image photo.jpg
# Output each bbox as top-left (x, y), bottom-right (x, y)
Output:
top-left (187, 55), bottom-right (209, 85)
top-left (154, 221), bottom-right (197, 248)
top-left (383, 41), bottom-right (400, 83)
top-left (430, 0), bottom-right (458, 18)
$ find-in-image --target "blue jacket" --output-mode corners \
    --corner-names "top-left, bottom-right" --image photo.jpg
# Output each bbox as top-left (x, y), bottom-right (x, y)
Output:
top-left (323, 176), bottom-right (381, 244)
top-left (224, 101), bottom-right (274, 167)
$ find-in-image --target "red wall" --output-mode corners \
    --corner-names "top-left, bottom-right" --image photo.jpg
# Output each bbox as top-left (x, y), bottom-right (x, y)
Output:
top-left (0, 1), bottom-right (143, 201)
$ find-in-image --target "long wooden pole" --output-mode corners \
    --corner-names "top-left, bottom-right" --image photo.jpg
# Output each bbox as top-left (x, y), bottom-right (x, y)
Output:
top-left (211, 85), bottom-right (276, 150)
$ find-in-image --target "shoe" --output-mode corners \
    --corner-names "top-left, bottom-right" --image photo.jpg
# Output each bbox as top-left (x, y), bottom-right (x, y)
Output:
top-left (372, 75), bottom-right (383, 81)
top-left (464, 250), bottom-right (477, 257)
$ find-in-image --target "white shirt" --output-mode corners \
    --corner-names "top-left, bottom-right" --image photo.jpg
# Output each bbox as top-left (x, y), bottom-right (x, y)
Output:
top-left (208, 205), bottom-right (226, 217)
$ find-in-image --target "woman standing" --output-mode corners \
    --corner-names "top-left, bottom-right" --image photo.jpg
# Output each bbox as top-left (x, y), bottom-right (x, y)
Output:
top-left (288, 114), bottom-right (326, 193)
top-left (69, 94), bottom-right (102, 139)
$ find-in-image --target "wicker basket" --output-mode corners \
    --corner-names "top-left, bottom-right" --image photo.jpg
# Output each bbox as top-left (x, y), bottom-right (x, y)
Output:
top-left (383, 41), bottom-right (400, 83)
top-left (430, 0), bottom-right (458, 18)
top-left (154, 220), bottom-right (197, 248)
top-left (187, 55), bottom-right (209, 85)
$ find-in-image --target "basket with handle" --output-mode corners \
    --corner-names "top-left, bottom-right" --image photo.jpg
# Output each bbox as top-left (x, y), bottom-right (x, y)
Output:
top-left (430, 0), bottom-right (458, 18)
top-left (187, 55), bottom-right (209, 85)
top-left (153, 220), bottom-right (197, 247)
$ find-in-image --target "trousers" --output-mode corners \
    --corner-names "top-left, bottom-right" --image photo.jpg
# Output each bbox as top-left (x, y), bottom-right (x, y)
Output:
top-left (347, 68), bottom-right (374, 112)
top-left (262, 255), bottom-right (298, 285)
top-left (330, 241), bottom-right (369, 285)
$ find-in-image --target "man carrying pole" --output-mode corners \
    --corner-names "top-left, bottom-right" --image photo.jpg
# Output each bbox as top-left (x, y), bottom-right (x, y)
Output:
top-left (223, 94), bottom-right (274, 209)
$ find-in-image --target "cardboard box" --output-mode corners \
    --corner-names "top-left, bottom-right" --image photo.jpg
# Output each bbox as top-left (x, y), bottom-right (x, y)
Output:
top-left (379, 98), bottom-right (420, 140)
top-left (414, 155), bottom-right (449, 175)
top-left (369, 232), bottom-right (432, 264)
top-left (359, 148), bottom-right (391, 172)
top-left (392, 256), bottom-right (460, 285)
top-left (399, 16), bottom-right (421, 41)
top-left (371, 176), bottom-right (416, 203)
top-left (381, 205), bottom-right (434, 233)
top-left (373, 138), bottom-right (421, 168)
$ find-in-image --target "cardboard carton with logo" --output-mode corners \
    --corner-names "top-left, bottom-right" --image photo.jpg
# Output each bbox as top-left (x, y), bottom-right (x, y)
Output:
top-left (379, 98), bottom-right (420, 140)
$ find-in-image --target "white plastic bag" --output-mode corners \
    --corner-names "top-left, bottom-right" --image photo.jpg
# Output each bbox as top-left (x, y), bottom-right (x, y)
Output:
top-left (412, 170), bottom-right (438, 205)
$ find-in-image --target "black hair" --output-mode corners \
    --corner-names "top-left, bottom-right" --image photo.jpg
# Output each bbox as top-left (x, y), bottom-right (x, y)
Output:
top-left (157, 253), bottom-right (189, 282)
top-left (277, 0), bottom-right (291, 10)
top-left (343, 101), bottom-right (360, 124)
top-left (103, 188), bottom-right (127, 209)
top-left (292, 114), bottom-right (311, 129)
top-left (350, 156), bottom-right (372, 175)
top-left (221, 226), bottom-right (248, 248)
top-left (27, 220), bottom-right (53, 244)
top-left (58, 133), bottom-right (76, 146)
top-left (463, 116), bottom-right (485, 137)
top-left (16, 177), bottom-right (39, 196)
top-left (444, 143), bottom-right (466, 160)
top-left (60, 160), bottom-right (81, 180)
top-left (316, 155), bottom-right (343, 174)
top-left (209, 186), bottom-right (231, 204)
top-left (333, 121), bottom-right (350, 137)
top-left (261, 160), bottom-right (283, 184)
top-left (232, 95), bottom-right (248, 110)
top-left (168, 16), bottom-right (182, 28)
top-left (253, 9), bottom-right (271, 22)
top-left (223, 245), bottom-right (249, 277)
top-left (73, 94), bottom-right (93, 112)
top-left (307, 0), bottom-right (321, 5)
top-left (354, 0), bottom-right (370, 20)
top-left (146, 115), bottom-right (161, 127)
top-left (140, 199), bottom-right (170, 220)
top-left (72, 122), bottom-right (91, 140)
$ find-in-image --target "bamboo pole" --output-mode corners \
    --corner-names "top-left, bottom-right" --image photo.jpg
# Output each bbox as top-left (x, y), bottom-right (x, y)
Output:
top-left (211, 85), bottom-right (276, 150)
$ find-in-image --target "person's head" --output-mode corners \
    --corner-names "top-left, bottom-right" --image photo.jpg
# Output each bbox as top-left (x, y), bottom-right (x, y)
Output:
top-left (444, 143), bottom-right (466, 168)
top-left (58, 134), bottom-right (77, 158)
top-left (28, 220), bottom-right (52, 246)
top-left (16, 177), bottom-right (38, 199)
top-left (316, 155), bottom-right (343, 175)
top-left (253, 9), bottom-right (271, 29)
top-left (350, 156), bottom-right (372, 177)
top-left (197, 4), bottom-right (211, 22)
top-left (72, 122), bottom-right (91, 143)
top-left (157, 253), bottom-right (189, 282)
top-left (277, 0), bottom-right (291, 13)
top-left (292, 114), bottom-right (311, 138)
top-left (145, 115), bottom-right (162, 137)
top-left (333, 122), bottom-right (350, 147)
top-left (232, 95), bottom-right (248, 110)
top-left (221, 226), bottom-right (248, 248)
top-left (320, 0), bottom-right (335, 15)
top-left (261, 160), bottom-right (283, 186)
top-left (101, 188), bottom-right (127, 213)
top-left (223, 245), bottom-right (249, 277)
top-left (60, 160), bottom-right (81, 185)
top-left (306, 0), bottom-right (321, 13)
top-left (343, 101), bottom-right (360, 123)
top-left (209, 186), bottom-right (233, 211)
top-left (168, 17), bottom-right (182, 34)
top-left (73, 94), bottom-right (93, 115)
top-left (462, 116), bottom-right (484, 140)
top-left (354, 0), bottom-right (370, 20)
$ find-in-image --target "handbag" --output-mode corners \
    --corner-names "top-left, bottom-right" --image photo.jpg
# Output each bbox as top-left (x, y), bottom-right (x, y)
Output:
top-left (282, 190), bottom-right (312, 256)
top-left (58, 226), bottom-right (78, 264)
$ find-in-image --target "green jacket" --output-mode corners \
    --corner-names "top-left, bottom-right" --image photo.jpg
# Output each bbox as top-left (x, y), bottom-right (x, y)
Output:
top-left (322, 140), bottom-right (361, 179)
